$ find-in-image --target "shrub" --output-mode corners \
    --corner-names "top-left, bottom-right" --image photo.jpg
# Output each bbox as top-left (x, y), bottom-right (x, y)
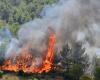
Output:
top-left (80, 75), bottom-right (92, 80)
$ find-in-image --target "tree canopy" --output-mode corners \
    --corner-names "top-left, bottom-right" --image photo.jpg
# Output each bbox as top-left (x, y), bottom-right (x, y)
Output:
top-left (0, 0), bottom-right (57, 24)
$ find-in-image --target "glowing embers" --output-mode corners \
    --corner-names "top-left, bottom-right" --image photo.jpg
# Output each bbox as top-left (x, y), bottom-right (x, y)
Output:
top-left (1, 50), bottom-right (36, 73)
top-left (0, 33), bottom-right (56, 73)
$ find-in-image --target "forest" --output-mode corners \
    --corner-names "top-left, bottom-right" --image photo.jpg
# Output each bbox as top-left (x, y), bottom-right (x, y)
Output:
top-left (0, 0), bottom-right (57, 35)
top-left (0, 0), bottom-right (100, 80)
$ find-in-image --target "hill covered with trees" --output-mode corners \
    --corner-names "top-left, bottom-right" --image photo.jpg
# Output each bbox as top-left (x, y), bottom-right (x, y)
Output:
top-left (0, 0), bottom-right (57, 35)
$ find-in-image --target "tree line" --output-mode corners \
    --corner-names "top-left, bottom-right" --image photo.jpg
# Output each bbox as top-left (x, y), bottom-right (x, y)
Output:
top-left (0, 0), bottom-right (57, 36)
top-left (55, 43), bottom-right (100, 80)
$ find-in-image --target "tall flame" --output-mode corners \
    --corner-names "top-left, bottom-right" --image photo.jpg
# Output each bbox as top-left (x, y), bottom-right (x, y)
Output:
top-left (38, 33), bottom-right (56, 73)
top-left (0, 33), bottom-right (56, 73)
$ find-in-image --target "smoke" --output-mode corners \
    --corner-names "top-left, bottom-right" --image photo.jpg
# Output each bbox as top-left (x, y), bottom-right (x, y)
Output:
top-left (17, 0), bottom-right (100, 55)
top-left (0, 0), bottom-right (100, 73)
top-left (0, 28), bottom-right (12, 56)
top-left (5, 38), bottom-right (20, 58)
top-left (16, 0), bottom-right (100, 74)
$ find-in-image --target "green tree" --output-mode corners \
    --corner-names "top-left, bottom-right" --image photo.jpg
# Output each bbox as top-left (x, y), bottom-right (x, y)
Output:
top-left (0, 20), bottom-right (6, 28)
top-left (72, 43), bottom-right (89, 73)
top-left (68, 64), bottom-right (83, 80)
top-left (0, 41), bottom-right (7, 64)
top-left (60, 44), bottom-right (72, 72)
top-left (94, 67), bottom-right (100, 80)
top-left (60, 43), bottom-right (89, 80)
top-left (0, 0), bottom-right (58, 24)
top-left (80, 75), bottom-right (92, 80)
top-left (0, 0), bottom-right (58, 35)
top-left (95, 57), bottom-right (100, 67)
top-left (9, 23), bottom-right (19, 36)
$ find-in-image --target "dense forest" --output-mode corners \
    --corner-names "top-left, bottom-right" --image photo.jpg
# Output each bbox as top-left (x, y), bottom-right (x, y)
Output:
top-left (0, 0), bottom-right (57, 35)
top-left (0, 0), bottom-right (100, 80)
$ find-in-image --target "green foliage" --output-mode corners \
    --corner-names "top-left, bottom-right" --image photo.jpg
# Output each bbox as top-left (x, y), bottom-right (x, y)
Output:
top-left (0, 71), bottom-right (3, 78)
top-left (72, 64), bottom-right (82, 77)
top-left (2, 74), bottom-right (19, 80)
top-left (0, 0), bottom-right (58, 35)
top-left (72, 43), bottom-right (89, 73)
top-left (60, 44), bottom-right (72, 70)
top-left (33, 78), bottom-right (39, 80)
top-left (0, 0), bottom-right (58, 24)
top-left (80, 75), bottom-right (92, 80)
top-left (8, 23), bottom-right (19, 36)
top-left (60, 43), bottom-right (89, 80)
top-left (67, 64), bottom-right (83, 80)
top-left (94, 67), bottom-right (100, 80)
top-left (93, 57), bottom-right (100, 80)
top-left (95, 58), bottom-right (100, 67)
top-left (0, 20), bottom-right (6, 28)
top-left (0, 40), bottom-right (8, 64)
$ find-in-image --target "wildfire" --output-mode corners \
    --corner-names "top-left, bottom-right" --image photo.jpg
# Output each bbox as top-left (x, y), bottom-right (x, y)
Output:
top-left (0, 33), bottom-right (56, 73)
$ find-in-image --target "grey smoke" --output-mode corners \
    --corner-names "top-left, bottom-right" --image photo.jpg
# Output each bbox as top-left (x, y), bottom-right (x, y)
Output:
top-left (0, 28), bottom-right (12, 61)
top-left (18, 0), bottom-right (100, 55)
top-left (5, 38), bottom-right (20, 58)
top-left (17, 0), bottom-right (100, 74)
top-left (0, 0), bottom-right (100, 74)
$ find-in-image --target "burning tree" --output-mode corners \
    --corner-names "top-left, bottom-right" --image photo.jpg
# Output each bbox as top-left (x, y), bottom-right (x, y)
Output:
top-left (0, 32), bottom-right (56, 74)
top-left (0, 28), bottom-right (90, 80)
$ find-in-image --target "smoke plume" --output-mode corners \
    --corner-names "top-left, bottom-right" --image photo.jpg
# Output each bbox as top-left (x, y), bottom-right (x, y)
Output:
top-left (0, 0), bottom-right (100, 73)
top-left (18, 0), bottom-right (100, 55)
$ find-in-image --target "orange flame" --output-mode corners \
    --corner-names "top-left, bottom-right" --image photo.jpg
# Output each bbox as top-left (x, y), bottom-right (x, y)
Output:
top-left (0, 33), bottom-right (56, 73)
top-left (38, 33), bottom-right (56, 73)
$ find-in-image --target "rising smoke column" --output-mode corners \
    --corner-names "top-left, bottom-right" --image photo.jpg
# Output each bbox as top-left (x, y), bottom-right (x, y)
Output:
top-left (19, 0), bottom-right (100, 54)
top-left (0, 0), bottom-right (100, 74)
top-left (18, 0), bottom-right (100, 74)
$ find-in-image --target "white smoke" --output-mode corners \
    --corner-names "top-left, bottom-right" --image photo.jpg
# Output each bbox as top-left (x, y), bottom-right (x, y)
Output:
top-left (0, 0), bottom-right (100, 74)
top-left (5, 38), bottom-right (20, 58)
top-left (18, 0), bottom-right (100, 55)
top-left (16, 0), bottom-right (100, 74)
